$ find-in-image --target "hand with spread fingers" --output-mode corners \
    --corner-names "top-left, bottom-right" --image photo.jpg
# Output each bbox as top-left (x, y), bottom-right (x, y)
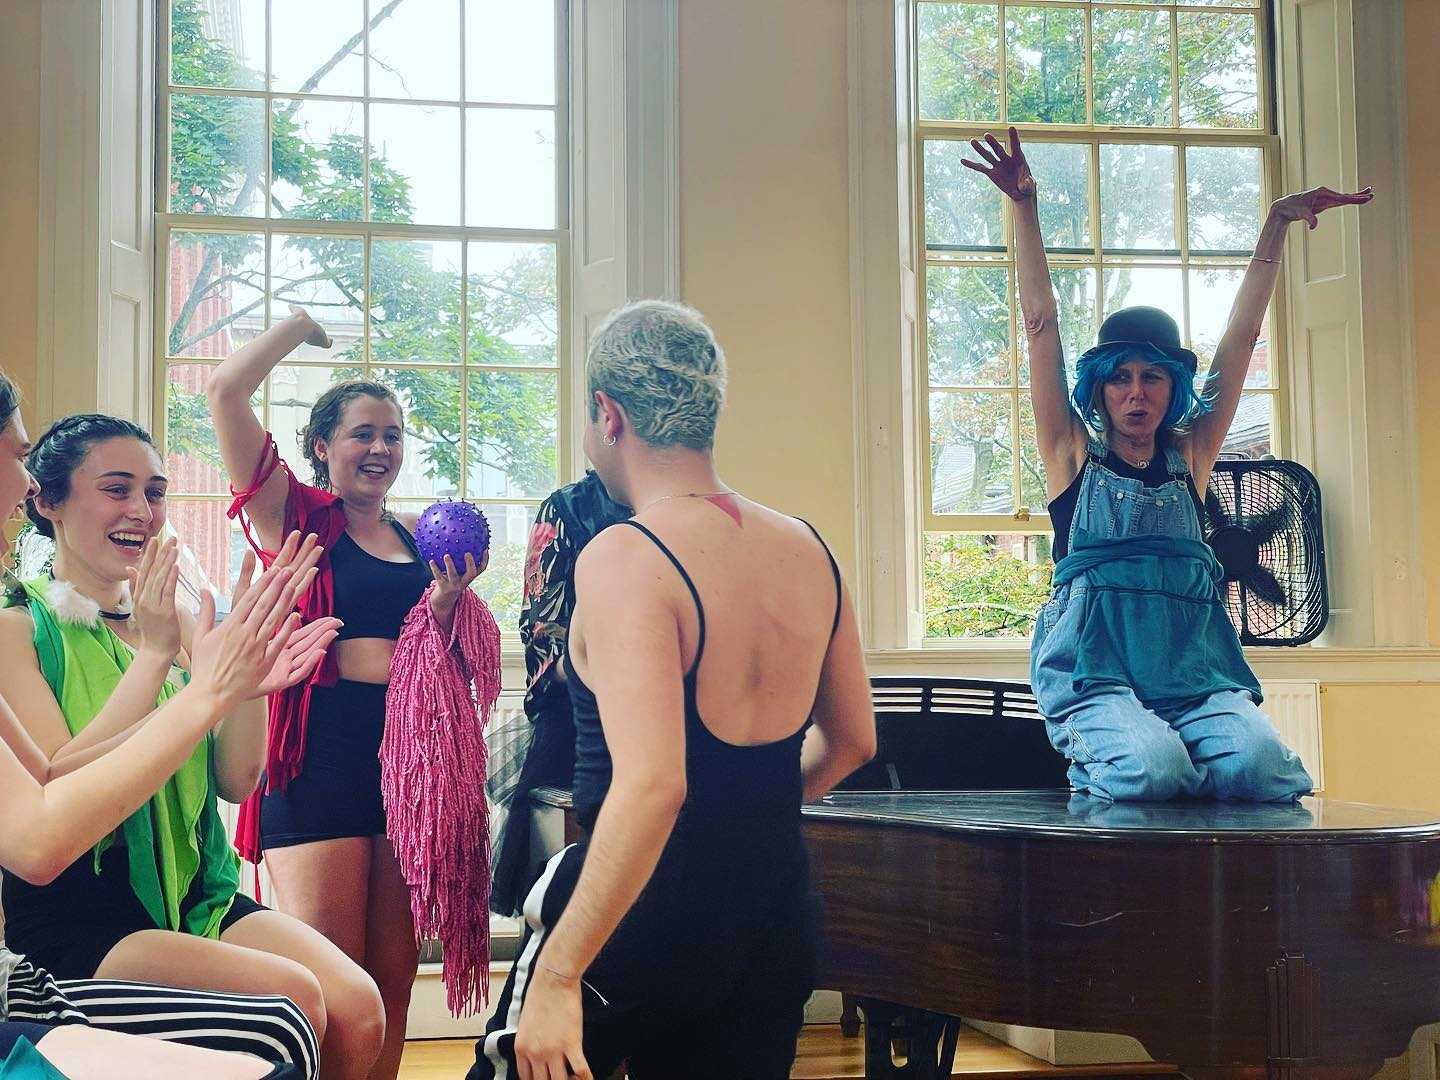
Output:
top-left (189, 531), bottom-right (340, 715)
top-left (961, 126), bottom-right (1036, 203)
top-left (126, 537), bottom-right (183, 661)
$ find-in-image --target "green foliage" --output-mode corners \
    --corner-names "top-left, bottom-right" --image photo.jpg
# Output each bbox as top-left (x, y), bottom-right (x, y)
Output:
top-left (924, 534), bottom-right (1054, 638)
top-left (165, 0), bottom-right (558, 500)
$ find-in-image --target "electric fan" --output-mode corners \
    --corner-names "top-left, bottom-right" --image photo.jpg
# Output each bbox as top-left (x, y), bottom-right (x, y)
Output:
top-left (1202, 458), bottom-right (1328, 646)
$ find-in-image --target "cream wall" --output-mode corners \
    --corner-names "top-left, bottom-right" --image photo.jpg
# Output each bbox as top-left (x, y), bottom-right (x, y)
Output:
top-left (0, 0), bottom-right (42, 418)
top-left (678, 0), bottom-right (858, 580)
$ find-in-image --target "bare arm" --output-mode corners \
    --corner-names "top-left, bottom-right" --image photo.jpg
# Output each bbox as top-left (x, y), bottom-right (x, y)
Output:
top-left (0, 537), bottom-right (333, 885)
top-left (801, 579), bottom-right (876, 803)
top-left (512, 531), bottom-right (688, 1079)
top-left (1185, 185), bottom-right (1373, 494)
top-left (964, 128), bottom-right (1088, 497)
top-left (206, 306), bottom-right (332, 547)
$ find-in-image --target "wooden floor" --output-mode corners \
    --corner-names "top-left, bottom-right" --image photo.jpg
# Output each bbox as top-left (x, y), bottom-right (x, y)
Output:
top-left (398, 1024), bottom-right (1178, 1079)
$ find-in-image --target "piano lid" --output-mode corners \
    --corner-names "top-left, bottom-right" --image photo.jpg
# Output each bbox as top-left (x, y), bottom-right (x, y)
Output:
top-left (806, 790), bottom-right (1440, 844)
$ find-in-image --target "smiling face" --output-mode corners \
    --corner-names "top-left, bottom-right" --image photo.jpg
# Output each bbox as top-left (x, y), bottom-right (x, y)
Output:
top-left (37, 436), bottom-right (169, 582)
top-left (313, 393), bottom-right (406, 503)
top-left (0, 412), bottom-right (37, 524)
top-left (1101, 358), bottom-right (1173, 444)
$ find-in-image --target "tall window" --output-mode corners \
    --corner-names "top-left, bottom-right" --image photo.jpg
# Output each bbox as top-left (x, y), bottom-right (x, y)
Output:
top-left (915, 0), bottom-right (1276, 639)
top-left (156, 0), bottom-right (565, 632)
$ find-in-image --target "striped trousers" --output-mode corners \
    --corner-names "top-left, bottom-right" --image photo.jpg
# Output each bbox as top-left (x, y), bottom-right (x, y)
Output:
top-left (4, 958), bottom-right (319, 1078)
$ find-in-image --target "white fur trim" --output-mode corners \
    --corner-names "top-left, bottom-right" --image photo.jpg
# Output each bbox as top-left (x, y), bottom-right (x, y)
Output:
top-left (44, 578), bottom-right (132, 628)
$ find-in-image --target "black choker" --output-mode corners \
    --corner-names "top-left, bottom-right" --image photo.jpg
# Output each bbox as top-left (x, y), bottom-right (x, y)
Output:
top-left (99, 609), bottom-right (132, 621)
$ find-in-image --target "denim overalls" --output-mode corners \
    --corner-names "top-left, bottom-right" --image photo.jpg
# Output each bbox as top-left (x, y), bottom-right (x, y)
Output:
top-left (1031, 442), bottom-right (1313, 802)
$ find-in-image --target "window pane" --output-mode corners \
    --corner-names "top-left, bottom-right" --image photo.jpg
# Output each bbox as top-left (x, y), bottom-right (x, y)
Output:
top-left (918, 3), bottom-right (999, 122)
top-left (1179, 13), bottom-right (1259, 128)
top-left (1100, 144), bottom-right (1176, 251)
top-left (1005, 5), bottom-right (1085, 125)
top-left (271, 0), bottom-right (364, 96)
top-left (370, 105), bottom-right (463, 226)
top-left (374, 367), bottom-right (465, 500)
top-left (166, 231), bottom-right (265, 358)
top-left (369, 0), bottom-right (461, 102)
top-left (466, 0), bottom-right (556, 105)
top-left (1186, 146), bottom-right (1263, 254)
top-left (368, 239), bottom-right (463, 365)
top-left (467, 502), bottom-right (539, 632)
top-left (467, 242), bottom-right (559, 367)
top-left (1189, 267), bottom-right (1270, 387)
top-left (926, 265), bottom-right (1012, 387)
top-left (169, 93), bottom-right (265, 217)
top-left (167, 500), bottom-right (251, 598)
top-left (1102, 266), bottom-right (1183, 323)
top-left (1222, 393), bottom-right (1273, 458)
top-left (466, 372), bottom-right (559, 500)
top-left (271, 234), bottom-right (366, 363)
top-left (1024, 142), bottom-right (1091, 250)
top-left (266, 365), bottom-right (362, 481)
top-left (924, 533), bottom-right (1053, 639)
top-left (924, 141), bottom-right (1004, 250)
top-left (1018, 397), bottom-right (1048, 513)
top-left (271, 99), bottom-right (365, 221)
top-left (1020, 266), bottom-right (1097, 387)
top-left (166, 365), bottom-right (261, 494)
top-left (930, 391), bottom-right (1015, 515)
top-left (1092, 8), bottom-right (1172, 127)
top-left (465, 109), bottom-right (556, 229)
top-left (169, 0), bottom-right (263, 90)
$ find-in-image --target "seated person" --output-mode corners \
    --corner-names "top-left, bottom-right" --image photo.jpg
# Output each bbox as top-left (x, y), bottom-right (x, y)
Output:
top-left (470, 300), bottom-right (875, 1079)
top-left (0, 413), bottom-right (384, 1079)
top-left (963, 127), bottom-right (1369, 801)
top-left (0, 370), bottom-right (330, 1078)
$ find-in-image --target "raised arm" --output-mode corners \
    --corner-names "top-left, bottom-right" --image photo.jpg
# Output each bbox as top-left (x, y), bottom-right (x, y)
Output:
top-left (206, 305), bottom-right (332, 547)
top-left (0, 538), bottom-right (336, 885)
top-left (1185, 184), bottom-right (1372, 493)
top-left (802, 579), bottom-right (875, 803)
top-left (964, 128), bottom-right (1088, 496)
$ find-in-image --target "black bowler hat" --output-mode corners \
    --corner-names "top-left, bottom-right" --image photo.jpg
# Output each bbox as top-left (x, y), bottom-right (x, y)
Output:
top-left (1078, 306), bottom-right (1198, 376)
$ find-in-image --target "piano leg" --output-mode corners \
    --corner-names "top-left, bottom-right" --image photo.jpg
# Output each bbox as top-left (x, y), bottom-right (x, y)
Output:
top-left (857, 998), bottom-right (963, 1079)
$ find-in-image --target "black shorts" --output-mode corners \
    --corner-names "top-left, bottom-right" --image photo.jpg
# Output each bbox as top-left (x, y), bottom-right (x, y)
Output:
top-left (1, 845), bottom-right (268, 980)
top-left (261, 680), bottom-right (389, 848)
top-left (470, 821), bottom-right (818, 1080)
top-left (0, 1020), bottom-right (54, 1060)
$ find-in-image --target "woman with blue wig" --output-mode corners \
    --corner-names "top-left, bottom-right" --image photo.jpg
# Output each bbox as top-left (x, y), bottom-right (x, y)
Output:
top-left (964, 128), bottom-right (1371, 802)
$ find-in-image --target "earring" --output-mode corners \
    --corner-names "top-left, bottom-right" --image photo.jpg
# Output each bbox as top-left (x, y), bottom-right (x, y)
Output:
top-left (603, 433), bottom-right (617, 447)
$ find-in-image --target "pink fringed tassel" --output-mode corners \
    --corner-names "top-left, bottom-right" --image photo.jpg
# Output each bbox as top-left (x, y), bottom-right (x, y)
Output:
top-left (381, 584), bottom-right (502, 1016)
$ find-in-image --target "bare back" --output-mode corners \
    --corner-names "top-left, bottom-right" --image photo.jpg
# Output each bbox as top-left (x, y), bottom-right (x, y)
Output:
top-left (569, 496), bottom-right (842, 748)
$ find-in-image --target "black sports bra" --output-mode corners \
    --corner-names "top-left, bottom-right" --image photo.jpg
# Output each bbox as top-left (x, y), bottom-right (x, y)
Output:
top-left (329, 521), bottom-right (432, 641)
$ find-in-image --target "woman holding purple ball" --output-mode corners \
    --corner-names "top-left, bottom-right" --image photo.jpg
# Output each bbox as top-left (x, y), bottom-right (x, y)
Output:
top-left (206, 307), bottom-right (487, 1080)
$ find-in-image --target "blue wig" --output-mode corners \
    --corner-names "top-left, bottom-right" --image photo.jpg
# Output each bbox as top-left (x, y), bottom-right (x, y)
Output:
top-left (1070, 341), bottom-right (1212, 434)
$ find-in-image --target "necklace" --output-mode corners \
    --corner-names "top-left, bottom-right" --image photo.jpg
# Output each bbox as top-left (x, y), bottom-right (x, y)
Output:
top-left (636, 489), bottom-right (734, 515)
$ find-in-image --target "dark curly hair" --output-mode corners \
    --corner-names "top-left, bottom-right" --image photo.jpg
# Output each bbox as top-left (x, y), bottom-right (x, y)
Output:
top-left (25, 414), bottom-right (157, 539)
top-left (297, 380), bottom-right (404, 491)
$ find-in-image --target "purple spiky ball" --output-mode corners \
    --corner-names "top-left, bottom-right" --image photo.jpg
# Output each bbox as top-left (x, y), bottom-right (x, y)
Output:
top-left (414, 499), bottom-right (491, 569)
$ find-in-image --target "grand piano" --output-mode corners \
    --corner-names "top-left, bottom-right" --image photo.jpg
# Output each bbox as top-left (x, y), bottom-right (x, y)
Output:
top-left (527, 676), bottom-right (1440, 1079)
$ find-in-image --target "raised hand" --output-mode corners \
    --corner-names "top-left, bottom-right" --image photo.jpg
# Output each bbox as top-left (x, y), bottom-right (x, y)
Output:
top-left (189, 532), bottom-right (336, 714)
top-left (1270, 185), bottom-right (1374, 229)
top-left (126, 537), bottom-right (182, 660)
top-left (961, 126), bottom-right (1035, 203)
top-left (287, 304), bottom-right (333, 349)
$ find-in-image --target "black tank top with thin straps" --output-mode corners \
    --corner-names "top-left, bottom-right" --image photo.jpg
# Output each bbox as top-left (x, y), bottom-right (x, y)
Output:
top-left (566, 518), bottom-right (842, 834)
top-left (330, 520), bottom-right (433, 641)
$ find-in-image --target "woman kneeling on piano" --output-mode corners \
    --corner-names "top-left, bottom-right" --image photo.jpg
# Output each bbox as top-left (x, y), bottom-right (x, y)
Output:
top-left (964, 128), bottom-right (1370, 802)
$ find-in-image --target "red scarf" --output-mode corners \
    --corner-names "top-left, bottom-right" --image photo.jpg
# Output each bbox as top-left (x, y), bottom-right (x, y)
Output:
top-left (227, 436), bottom-right (348, 864)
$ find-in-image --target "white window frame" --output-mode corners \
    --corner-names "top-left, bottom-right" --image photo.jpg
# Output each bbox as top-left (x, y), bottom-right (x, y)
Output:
top-left (849, 0), bottom-right (1435, 679)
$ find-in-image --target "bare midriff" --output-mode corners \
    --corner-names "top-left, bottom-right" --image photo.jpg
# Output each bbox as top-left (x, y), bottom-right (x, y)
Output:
top-left (334, 637), bottom-right (398, 684)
